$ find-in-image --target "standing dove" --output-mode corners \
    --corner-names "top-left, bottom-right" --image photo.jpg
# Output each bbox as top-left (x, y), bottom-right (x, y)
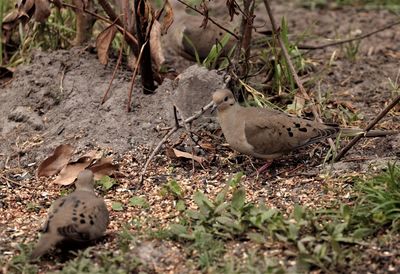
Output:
top-left (212, 89), bottom-right (396, 160)
top-left (31, 170), bottom-right (109, 259)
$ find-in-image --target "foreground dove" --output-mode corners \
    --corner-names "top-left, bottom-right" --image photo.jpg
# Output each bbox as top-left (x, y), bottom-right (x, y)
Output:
top-left (31, 170), bottom-right (109, 259)
top-left (212, 89), bottom-right (396, 160)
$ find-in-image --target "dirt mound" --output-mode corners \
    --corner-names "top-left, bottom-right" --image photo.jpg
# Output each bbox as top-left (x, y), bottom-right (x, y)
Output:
top-left (0, 49), bottom-right (226, 168)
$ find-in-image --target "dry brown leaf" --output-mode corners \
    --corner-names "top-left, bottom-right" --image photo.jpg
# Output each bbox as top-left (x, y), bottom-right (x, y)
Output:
top-left (54, 162), bottom-right (92, 185)
top-left (53, 150), bottom-right (100, 185)
top-left (160, 0), bottom-right (173, 34)
top-left (89, 158), bottom-right (118, 180)
top-left (171, 148), bottom-right (205, 165)
top-left (96, 24), bottom-right (117, 65)
top-left (136, 0), bottom-right (155, 37)
top-left (198, 142), bottom-right (215, 152)
top-left (33, 0), bottom-right (51, 22)
top-left (226, 0), bottom-right (240, 21)
top-left (150, 20), bottom-right (165, 71)
top-left (37, 144), bottom-right (74, 177)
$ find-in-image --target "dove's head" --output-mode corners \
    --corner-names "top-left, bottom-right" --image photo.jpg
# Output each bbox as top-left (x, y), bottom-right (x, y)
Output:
top-left (75, 170), bottom-right (95, 192)
top-left (212, 89), bottom-right (236, 112)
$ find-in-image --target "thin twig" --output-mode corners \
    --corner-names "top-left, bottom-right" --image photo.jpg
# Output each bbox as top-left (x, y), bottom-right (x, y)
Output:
top-left (298, 19), bottom-right (400, 50)
top-left (235, 0), bottom-right (255, 77)
top-left (127, 41), bottom-right (148, 112)
top-left (139, 100), bottom-right (215, 182)
top-left (262, 0), bottom-right (336, 150)
top-left (173, 106), bottom-right (180, 127)
top-left (101, 21), bottom-right (126, 104)
top-left (176, 0), bottom-right (239, 40)
top-left (0, 174), bottom-right (30, 188)
top-left (97, 0), bottom-right (123, 26)
top-left (174, 105), bottom-right (196, 173)
top-left (334, 94), bottom-right (400, 162)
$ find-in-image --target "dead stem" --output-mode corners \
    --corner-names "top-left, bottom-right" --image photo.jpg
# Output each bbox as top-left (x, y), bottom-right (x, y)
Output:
top-left (127, 41), bottom-right (148, 112)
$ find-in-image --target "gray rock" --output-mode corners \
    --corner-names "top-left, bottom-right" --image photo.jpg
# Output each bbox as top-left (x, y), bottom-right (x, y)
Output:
top-left (162, 65), bottom-right (229, 127)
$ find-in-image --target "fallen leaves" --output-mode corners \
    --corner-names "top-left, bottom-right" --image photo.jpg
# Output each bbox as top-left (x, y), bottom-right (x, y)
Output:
top-left (157, 0), bottom-right (174, 35)
top-left (166, 147), bottom-right (206, 165)
top-left (37, 144), bottom-right (74, 177)
top-left (53, 150), bottom-right (97, 185)
top-left (37, 144), bottom-right (118, 185)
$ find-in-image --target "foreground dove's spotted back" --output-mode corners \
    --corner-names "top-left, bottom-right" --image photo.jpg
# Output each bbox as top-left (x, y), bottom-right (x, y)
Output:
top-left (212, 89), bottom-right (397, 159)
top-left (31, 170), bottom-right (109, 259)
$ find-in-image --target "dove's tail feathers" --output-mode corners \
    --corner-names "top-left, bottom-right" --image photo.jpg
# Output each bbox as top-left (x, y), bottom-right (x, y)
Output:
top-left (340, 128), bottom-right (398, 138)
top-left (30, 233), bottom-right (61, 260)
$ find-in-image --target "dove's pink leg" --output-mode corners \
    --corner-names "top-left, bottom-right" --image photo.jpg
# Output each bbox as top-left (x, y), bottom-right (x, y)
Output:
top-left (257, 160), bottom-right (273, 174)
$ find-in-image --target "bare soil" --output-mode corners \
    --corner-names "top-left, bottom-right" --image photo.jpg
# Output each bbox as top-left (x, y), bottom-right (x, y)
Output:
top-left (0, 1), bottom-right (400, 273)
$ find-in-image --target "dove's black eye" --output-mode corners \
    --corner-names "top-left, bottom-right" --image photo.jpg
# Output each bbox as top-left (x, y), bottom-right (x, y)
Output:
top-left (224, 96), bottom-right (228, 102)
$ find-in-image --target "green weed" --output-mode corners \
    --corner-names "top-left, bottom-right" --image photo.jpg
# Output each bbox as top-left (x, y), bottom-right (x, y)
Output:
top-left (352, 163), bottom-right (400, 233)
top-left (4, 244), bottom-right (38, 274)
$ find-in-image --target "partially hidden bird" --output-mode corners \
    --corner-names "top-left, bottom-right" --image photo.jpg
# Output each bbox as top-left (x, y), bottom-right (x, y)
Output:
top-left (169, 15), bottom-right (237, 61)
top-left (212, 89), bottom-right (397, 160)
top-left (30, 170), bottom-right (109, 260)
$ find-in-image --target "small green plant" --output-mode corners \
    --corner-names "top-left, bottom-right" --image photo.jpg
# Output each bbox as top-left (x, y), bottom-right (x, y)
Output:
top-left (160, 179), bottom-right (187, 211)
top-left (111, 201), bottom-right (124, 211)
top-left (352, 163), bottom-right (400, 232)
top-left (97, 176), bottom-right (118, 191)
top-left (343, 39), bottom-right (361, 61)
top-left (117, 224), bottom-right (138, 253)
top-left (129, 196), bottom-right (149, 208)
top-left (51, 247), bottom-right (140, 274)
top-left (26, 202), bottom-right (41, 213)
top-left (388, 69), bottom-right (400, 96)
top-left (5, 244), bottom-right (38, 274)
top-left (167, 174), bottom-right (292, 269)
top-left (202, 32), bottom-right (234, 69)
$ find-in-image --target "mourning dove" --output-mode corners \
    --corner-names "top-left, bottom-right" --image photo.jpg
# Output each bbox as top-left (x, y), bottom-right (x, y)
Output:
top-left (169, 15), bottom-right (237, 61)
top-left (30, 170), bottom-right (109, 259)
top-left (212, 89), bottom-right (397, 160)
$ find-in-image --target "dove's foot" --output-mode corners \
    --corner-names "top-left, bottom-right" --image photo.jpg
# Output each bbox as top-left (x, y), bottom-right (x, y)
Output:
top-left (257, 160), bottom-right (274, 174)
